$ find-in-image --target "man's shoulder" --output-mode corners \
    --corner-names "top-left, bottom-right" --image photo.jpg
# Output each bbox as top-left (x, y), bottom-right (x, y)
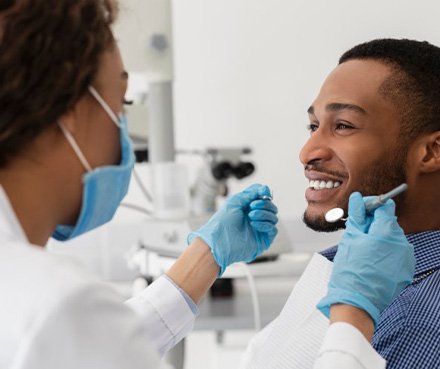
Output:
top-left (405, 271), bottom-right (440, 327)
top-left (375, 270), bottom-right (440, 345)
top-left (373, 271), bottom-right (440, 368)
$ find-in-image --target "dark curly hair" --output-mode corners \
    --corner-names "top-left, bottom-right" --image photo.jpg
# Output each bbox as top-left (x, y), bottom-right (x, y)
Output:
top-left (0, 0), bottom-right (118, 167)
top-left (339, 39), bottom-right (440, 143)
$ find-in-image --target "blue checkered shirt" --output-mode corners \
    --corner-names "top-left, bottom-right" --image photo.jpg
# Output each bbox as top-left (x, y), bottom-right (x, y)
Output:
top-left (321, 231), bottom-right (440, 369)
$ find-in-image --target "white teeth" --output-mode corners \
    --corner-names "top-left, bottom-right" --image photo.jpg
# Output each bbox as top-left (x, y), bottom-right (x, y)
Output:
top-left (309, 179), bottom-right (342, 190)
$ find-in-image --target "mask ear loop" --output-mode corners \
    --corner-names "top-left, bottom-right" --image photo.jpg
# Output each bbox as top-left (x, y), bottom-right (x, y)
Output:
top-left (58, 122), bottom-right (93, 172)
top-left (88, 86), bottom-right (122, 128)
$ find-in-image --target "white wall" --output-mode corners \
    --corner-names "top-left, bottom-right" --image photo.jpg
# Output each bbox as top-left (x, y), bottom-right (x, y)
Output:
top-left (116, 0), bottom-right (440, 218)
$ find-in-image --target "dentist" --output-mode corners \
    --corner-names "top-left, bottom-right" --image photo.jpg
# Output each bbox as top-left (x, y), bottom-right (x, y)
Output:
top-left (0, 1), bottom-right (277, 368)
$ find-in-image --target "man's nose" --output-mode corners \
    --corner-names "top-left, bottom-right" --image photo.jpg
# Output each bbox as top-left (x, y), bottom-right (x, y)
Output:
top-left (299, 130), bottom-right (333, 166)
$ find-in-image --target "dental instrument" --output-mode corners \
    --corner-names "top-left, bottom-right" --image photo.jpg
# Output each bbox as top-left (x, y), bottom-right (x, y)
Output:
top-left (325, 183), bottom-right (408, 223)
top-left (260, 194), bottom-right (273, 201)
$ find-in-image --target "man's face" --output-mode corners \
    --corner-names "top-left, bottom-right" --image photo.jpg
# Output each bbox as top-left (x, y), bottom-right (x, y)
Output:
top-left (300, 59), bottom-right (407, 232)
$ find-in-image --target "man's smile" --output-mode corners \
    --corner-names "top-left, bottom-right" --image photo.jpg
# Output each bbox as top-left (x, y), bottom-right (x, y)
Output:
top-left (305, 184), bottom-right (343, 203)
top-left (304, 169), bottom-right (347, 203)
top-left (308, 179), bottom-right (342, 190)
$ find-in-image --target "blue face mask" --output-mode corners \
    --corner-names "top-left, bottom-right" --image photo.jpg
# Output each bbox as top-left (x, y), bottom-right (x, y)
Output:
top-left (53, 86), bottom-right (135, 241)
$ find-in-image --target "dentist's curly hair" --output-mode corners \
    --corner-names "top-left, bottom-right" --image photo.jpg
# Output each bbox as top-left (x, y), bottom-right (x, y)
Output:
top-left (0, 0), bottom-right (118, 167)
top-left (340, 38), bottom-right (440, 142)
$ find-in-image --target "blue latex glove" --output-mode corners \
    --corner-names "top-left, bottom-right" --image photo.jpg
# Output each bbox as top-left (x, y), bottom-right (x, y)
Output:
top-left (317, 192), bottom-right (415, 327)
top-left (188, 184), bottom-right (278, 275)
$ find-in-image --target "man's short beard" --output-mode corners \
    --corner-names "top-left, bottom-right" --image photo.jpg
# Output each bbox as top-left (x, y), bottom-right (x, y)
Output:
top-left (303, 213), bottom-right (346, 232)
top-left (303, 146), bottom-right (408, 232)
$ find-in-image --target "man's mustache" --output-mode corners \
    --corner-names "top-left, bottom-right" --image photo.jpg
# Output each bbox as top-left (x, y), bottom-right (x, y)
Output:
top-left (304, 163), bottom-right (349, 180)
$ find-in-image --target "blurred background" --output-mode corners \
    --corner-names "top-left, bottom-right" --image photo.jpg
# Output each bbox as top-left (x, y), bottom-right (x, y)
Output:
top-left (115, 0), bottom-right (440, 219)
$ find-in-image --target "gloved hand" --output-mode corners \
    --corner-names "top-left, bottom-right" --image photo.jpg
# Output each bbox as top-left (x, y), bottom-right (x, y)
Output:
top-left (188, 184), bottom-right (278, 275)
top-left (317, 192), bottom-right (415, 327)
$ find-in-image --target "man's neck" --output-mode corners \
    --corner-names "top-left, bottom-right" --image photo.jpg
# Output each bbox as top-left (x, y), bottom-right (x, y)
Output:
top-left (397, 188), bottom-right (440, 234)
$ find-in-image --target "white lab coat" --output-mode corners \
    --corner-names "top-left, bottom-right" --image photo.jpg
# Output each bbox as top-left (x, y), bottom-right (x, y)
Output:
top-left (0, 187), bottom-right (195, 369)
top-left (0, 185), bottom-right (386, 369)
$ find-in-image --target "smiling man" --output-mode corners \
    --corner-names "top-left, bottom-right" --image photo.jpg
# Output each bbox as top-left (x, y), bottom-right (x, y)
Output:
top-left (301, 58), bottom-right (423, 234)
top-left (239, 39), bottom-right (440, 369)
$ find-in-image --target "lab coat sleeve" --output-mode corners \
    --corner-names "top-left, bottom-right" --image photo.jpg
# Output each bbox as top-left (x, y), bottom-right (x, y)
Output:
top-left (313, 322), bottom-right (386, 369)
top-left (125, 275), bottom-right (197, 356)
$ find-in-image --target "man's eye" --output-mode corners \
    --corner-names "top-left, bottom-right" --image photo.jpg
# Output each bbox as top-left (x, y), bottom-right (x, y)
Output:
top-left (123, 98), bottom-right (133, 105)
top-left (335, 122), bottom-right (354, 130)
top-left (306, 123), bottom-right (319, 132)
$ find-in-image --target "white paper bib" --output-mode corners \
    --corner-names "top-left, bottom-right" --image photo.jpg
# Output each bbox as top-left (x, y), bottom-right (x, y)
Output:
top-left (239, 253), bottom-right (333, 369)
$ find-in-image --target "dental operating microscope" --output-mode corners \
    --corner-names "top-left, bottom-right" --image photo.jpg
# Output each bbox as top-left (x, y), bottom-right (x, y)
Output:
top-left (191, 147), bottom-right (255, 216)
top-left (127, 146), bottom-right (259, 258)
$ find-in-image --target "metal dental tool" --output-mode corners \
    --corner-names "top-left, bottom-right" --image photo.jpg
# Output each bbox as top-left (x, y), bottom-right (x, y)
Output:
top-left (325, 183), bottom-right (408, 223)
top-left (260, 190), bottom-right (274, 201)
top-left (260, 194), bottom-right (273, 201)
top-left (325, 207), bottom-right (346, 223)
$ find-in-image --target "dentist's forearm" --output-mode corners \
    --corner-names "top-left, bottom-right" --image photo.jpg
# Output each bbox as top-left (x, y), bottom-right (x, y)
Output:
top-left (166, 238), bottom-right (219, 304)
top-left (330, 304), bottom-right (374, 341)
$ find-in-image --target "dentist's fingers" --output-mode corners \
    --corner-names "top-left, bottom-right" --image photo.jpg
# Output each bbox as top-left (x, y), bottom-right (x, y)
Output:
top-left (229, 184), bottom-right (272, 207)
top-left (250, 221), bottom-right (278, 234)
top-left (249, 199), bottom-right (278, 214)
top-left (368, 200), bottom-right (406, 239)
top-left (248, 210), bottom-right (278, 224)
top-left (347, 192), bottom-right (367, 226)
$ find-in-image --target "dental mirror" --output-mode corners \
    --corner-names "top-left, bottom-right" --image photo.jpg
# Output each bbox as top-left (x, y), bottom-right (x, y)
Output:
top-left (324, 183), bottom-right (408, 223)
top-left (325, 207), bottom-right (346, 223)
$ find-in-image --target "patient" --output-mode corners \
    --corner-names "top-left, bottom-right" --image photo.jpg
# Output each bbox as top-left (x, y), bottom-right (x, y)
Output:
top-left (240, 39), bottom-right (440, 369)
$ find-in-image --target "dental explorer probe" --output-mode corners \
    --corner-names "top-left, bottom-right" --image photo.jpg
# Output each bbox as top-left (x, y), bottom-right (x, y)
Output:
top-left (325, 183), bottom-right (408, 223)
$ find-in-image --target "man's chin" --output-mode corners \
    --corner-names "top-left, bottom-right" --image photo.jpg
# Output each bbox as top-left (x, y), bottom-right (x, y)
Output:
top-left (302, 211), bottom-right (346, 232)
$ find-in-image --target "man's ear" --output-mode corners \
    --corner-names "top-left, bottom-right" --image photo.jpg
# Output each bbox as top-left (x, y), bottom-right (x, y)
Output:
top-left (418, 131), bottom-right (440, 173)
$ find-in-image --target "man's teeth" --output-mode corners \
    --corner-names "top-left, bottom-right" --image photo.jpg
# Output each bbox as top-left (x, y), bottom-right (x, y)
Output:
top-left (309, 180), bottom-right (341, 190)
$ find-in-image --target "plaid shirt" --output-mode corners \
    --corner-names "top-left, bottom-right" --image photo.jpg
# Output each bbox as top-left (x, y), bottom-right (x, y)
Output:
top-left (321, 231), bottom-right (440, 369)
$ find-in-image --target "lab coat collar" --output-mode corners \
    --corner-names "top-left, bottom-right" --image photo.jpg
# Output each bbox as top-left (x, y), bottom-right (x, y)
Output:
top-left (0, 186), bottom-right (29, 243)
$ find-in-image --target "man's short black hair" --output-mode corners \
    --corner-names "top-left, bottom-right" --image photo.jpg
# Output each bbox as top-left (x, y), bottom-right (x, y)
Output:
top-left (339, 38), bottom-right (440, 142)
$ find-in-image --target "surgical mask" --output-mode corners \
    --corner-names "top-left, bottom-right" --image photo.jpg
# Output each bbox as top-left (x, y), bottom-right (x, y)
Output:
top-left (52, 86), bottom-right (135, 241)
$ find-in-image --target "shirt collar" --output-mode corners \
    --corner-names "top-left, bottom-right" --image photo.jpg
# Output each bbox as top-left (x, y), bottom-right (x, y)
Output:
top-left (320, 230), bottom-right (440, 277)
top-left (407, 231), bottom-right (440, 277)
top-left (0, 186), bottom-right (28, 243)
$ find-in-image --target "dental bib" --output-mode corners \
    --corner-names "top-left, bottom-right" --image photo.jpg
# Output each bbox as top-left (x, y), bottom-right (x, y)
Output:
top-left (239, 253), bottom-right (332, 369)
